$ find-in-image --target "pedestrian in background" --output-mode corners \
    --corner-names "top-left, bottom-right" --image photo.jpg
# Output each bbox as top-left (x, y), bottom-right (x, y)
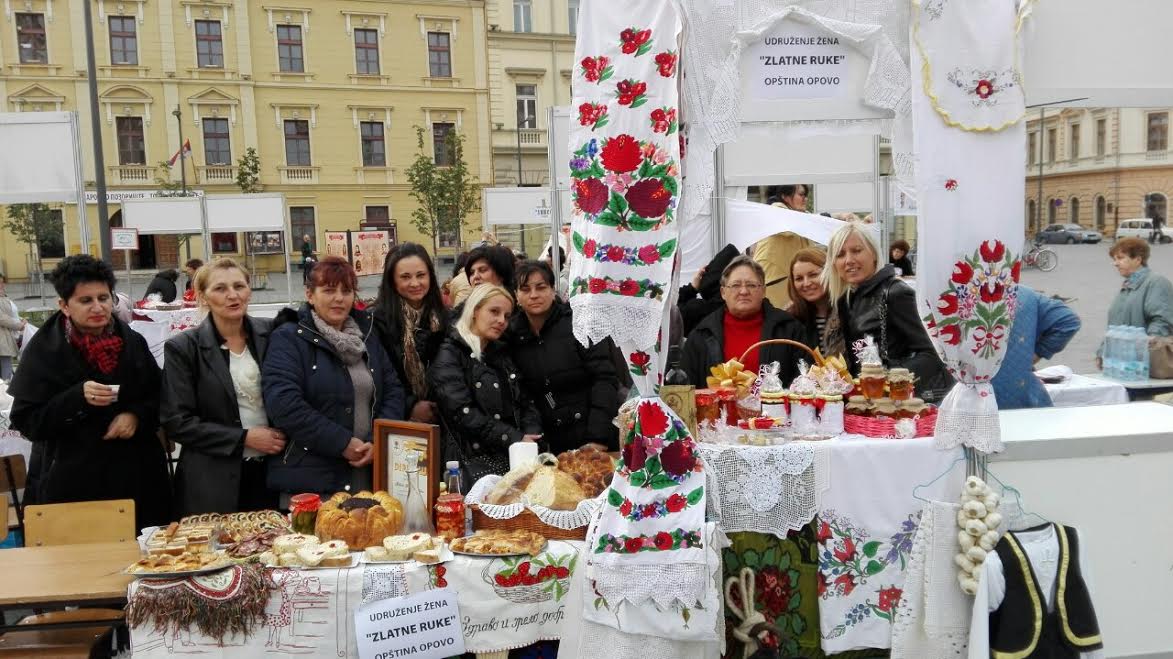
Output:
top-left (1098, 237), bottom-right (1173, 367)
top-left (992, 286), bottom-right (1080, 409)
top-left (143, 269), bottom-right (180, 302)
top-left (0, 273), bottom-right (25, 380)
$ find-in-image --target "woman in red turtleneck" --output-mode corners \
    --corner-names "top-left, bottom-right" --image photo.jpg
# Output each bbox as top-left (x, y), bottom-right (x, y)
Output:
top-left (680, 256), bottom-right (812, 389)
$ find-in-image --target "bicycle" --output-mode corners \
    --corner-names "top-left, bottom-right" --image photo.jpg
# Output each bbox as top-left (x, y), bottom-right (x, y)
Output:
top-left (1023, 243), bottom-right (1058, 272)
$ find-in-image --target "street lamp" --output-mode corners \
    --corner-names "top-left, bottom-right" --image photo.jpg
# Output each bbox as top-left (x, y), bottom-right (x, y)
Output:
top-left (516, 113), bottom-right (533, 186)
top-left (172, 106), bottom-right (187, 194)
top-left (82, 0), bottom-right (111, 259)
top-left (1027, 97), bottom-right (1088, 236)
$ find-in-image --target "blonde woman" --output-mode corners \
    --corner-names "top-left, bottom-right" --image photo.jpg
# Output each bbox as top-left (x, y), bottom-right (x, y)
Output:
top-left (161, 258), bottom-right (283, 515)
top-left (824, 223), bottom-right (952, 402)
top-left (428, 284), bottom-right (541, 486)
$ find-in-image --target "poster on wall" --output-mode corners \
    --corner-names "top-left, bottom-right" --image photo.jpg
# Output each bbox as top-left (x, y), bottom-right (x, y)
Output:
top-left (350, 230), bottom-right (389, 276)
top-left (747, 20), bottom-right (851, 100)
top-left (323, 231), bottom-right (350, 259)
top-left (246, 231), bottom-right (284, 255)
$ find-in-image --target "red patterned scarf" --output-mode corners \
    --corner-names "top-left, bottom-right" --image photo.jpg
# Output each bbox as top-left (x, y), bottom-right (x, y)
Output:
top-left (64, 316), bottom-right (123, 375)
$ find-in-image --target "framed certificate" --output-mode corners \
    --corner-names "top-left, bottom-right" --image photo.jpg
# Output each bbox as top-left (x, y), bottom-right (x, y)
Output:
top-left (372, 420), bottom-right (441, 513)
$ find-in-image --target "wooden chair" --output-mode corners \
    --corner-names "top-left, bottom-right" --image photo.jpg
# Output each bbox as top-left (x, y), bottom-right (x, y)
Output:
top-left (0, 454), bottom-right (25, 536)
top-left (0, 500), bottom-right (136, 658)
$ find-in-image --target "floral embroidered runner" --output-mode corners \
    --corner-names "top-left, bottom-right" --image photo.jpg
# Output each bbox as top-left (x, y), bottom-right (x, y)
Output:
top-left (815, 438), bottom-right (964, 653)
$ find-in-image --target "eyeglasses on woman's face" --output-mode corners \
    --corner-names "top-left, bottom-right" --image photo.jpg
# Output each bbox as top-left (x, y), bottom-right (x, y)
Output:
top-left (722, 282), bottom-right (763, 291)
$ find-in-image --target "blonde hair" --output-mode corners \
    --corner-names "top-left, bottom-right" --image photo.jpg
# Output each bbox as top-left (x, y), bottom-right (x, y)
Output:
top-left (456, 283), bottom-right (514, 360)
top-left (822, 223), bottom-right (881, 305)
top-left (193, 258), bottom-right (250, 297)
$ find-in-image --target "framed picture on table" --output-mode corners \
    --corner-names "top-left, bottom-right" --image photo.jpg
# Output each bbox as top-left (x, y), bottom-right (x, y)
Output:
top-left (372, 420), bottom-right (441, 513)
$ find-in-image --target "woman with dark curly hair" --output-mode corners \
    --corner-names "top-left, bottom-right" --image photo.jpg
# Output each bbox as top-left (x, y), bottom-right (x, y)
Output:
top-left (9, 255), bottom-right (171, 529)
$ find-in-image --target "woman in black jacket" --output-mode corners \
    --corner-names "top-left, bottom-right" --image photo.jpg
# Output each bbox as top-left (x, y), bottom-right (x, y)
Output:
top-left (826, 223), bottom-right (952, 402)
top-left (372, 243), bottom-right (447, 424)
top-left (429, 284), bottom-right (542, 486)
top-left (678, 243), bottom-right (740, 337)
top-left (161, 258), bottom-right (284, 515)
top-left (262, 257), bottom-right (405, 500)
top-left (9, 255), bottom-right (171, 530)
top-left (143, 269), bottom-right (180, 302)
top-left (509, 261), bottom-right (620, 453)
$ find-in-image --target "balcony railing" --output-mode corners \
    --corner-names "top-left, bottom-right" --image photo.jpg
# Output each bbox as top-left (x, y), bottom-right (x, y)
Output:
top-left (278, 165), bottom-right (320, 185)
top-left (518, 128), bottom-right (543, 145)
top-left (1145, 150), bottom-right (1169, 161)
top-left (108, 165), bottom-right (154, 184)
top-left (198, 164), bottom-right (237, 183)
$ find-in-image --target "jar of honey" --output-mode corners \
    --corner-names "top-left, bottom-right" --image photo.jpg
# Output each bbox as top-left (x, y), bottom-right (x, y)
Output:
top-left (871, 397), bottom-right (898, 419)
top-left (845, 395), bottom-right (871, 416)
top-left (859, 363), bottom-right (888, 400)
top-left (289, 493), bottom-right (321, 535)
top-left (694, 389), bottom-right (720, 426)
top-left (887, 368), bottom-right (915, 401)
top-left (898, 397), bottom-right (928, 419)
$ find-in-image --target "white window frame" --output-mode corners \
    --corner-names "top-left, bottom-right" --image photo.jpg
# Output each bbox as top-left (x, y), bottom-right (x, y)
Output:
top-left (516, 84), bottom-right (537, 129)
top-left (513, 0), bottom-right (532, 32)
top-left (567, 0), bottom-right (579, 35)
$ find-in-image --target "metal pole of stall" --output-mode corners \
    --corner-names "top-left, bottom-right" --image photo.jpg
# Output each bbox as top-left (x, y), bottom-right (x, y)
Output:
top-left (82, 0), bottom-right (111, 261)
top-left (713, 145), bottom-right (727, 254)
top-left (173, 107), bottom-right (187, 195)
top-left (70, 113), bottom-right (92, 255)
top-left (547, 107), bottom-right (562, 278)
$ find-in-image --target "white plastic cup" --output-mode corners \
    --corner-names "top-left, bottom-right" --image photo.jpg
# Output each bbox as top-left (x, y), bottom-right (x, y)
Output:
top-left (509, 441), bottom-right (538, 471)
top-left (108, 384), bottom-right (121, 402)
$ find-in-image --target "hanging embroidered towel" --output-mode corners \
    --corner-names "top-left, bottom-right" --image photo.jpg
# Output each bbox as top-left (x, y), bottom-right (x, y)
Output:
top-left (912, 0), bottom-right (1026, 132)
top-left (589, 397), bottom-right (708, 611)
top-left (816, 439), bottom-right (964, 653)
top-left (569, 0), bottom-right (683, 388)
top-left (912, 0), bottom-right (1032, 453)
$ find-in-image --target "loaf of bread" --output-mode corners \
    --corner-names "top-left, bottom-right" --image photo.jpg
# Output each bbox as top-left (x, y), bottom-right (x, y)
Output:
top-left (524, 466), bottom-right (587, 510)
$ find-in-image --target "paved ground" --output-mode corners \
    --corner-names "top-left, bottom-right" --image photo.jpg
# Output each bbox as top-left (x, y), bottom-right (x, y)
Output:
top-left (9, 241), bottom-right (1171, 375)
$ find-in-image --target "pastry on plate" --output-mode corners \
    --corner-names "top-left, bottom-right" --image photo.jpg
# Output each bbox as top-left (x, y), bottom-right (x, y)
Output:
top-left (413, 548), bottom-right (443, 565)
top-left (273, 533), bottom-right (319, 553)
top-left (450, 529), bottom-right (545, 556)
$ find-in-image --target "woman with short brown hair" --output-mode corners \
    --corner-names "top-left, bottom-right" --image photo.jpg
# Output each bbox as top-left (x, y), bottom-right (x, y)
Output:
top-left (1104, 237), bottom-right (1172, 341)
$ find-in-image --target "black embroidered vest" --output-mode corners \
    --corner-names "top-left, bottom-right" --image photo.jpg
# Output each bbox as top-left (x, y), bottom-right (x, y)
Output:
top-left (989, 523), bottom-right (1102, 658)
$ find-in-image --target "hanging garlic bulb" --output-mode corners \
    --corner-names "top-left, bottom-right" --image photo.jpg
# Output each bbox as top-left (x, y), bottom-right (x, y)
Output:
top-left (956, 475), bottom-right (1003, 596)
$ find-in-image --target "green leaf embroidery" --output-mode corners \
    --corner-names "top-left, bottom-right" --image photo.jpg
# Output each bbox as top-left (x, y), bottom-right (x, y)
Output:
top-left (865, 560), bottom-right (884, 576)
top-left (648, 473), bottom-right (677, 489)
top-left (742, 548), bottom-right (761, 569)
top-left (649, 164), bottom-right (669, 178)
top-left (628, 470), bottom-right (647, 487)
top-left (791, 613), bottom-right (805, 633)
top-left (594, 209), bottom-right (621, 227)
top-left (662, 176), bottom-right (679, 196)
top-left (626, 215), bottom-right (660, 231)
top-left (572, 231), bottom-right (586, 253)
top-left (608, 190), bottom-right (628, 215)
top-left (630, 96), bottom-right (648, 109)
top-left (594, 115), bottom-right (610, 130)
top-left (777, 552), bottom-right (791, 571)
top-left (761, 547), bottom-right (777, 567)
top-left (643, 455), bottom-right (663, 476)
top-left (636, 42), bottom-right (653, 57)
top-left (685, 486), bottom-right (704, 505)
top-left (607, 488), bottom-right (624, 506)
top-left (638, 159), bottom-right (653, 179)
top-left (862, 541), bottom-right (882, 558)
top-left (658, 238), bottom-right (677, 258)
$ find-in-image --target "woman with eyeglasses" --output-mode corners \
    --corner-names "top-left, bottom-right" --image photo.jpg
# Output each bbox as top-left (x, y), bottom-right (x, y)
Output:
top-left (681, 255), bottom-right (811, 388)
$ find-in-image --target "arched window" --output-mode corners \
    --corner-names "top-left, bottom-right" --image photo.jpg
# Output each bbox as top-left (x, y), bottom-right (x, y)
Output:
top-left (1047, 198), bottom-right (1058, 225)
top-left (1069, 197), bottom-right (1080, 225)
top-left (1027, 199), bottom-right (1037, 230)
top-left (1146, 193), bottom-right (1168, 222)
top-left (1094, 195), bottom-right (1106, 229)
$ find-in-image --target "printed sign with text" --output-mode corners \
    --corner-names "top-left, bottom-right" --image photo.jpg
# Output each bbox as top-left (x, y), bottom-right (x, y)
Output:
top-left (748, 21), bottom-right (851, 100)
top-left (355, 589), bottom-right (465, 659)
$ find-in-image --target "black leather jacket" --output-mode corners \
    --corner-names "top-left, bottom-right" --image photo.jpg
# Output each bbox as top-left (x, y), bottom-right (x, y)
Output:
top-left (840, 265), bottom-right (953, 401)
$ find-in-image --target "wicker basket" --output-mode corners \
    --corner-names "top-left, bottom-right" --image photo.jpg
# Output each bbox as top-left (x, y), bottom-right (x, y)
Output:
top-left (843, 410), bottom-right (938, 439)
top-left (739, 339), bottom-right (825, 367)
top-left (469, 504), bottom-right (587, 541)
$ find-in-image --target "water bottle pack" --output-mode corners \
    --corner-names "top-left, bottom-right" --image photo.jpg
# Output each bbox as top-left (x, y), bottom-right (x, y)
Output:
top-left (1103, 325), bottom-right (1150, 381)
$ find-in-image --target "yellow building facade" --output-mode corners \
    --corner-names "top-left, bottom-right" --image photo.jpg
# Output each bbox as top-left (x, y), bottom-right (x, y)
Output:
top-left (0, 0), bottom-right (490, 280)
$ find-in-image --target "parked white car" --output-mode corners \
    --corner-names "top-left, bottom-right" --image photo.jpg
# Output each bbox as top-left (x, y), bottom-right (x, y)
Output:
top-left (1115, 218), bottom-right (1173, 243)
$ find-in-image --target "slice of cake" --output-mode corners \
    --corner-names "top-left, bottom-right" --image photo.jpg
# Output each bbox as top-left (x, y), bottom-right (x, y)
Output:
top-left (274, 533), bottom-right (319, 553)
top-left (319, 540), bottom-right (351, 567)
top-left (382, 533), bottom-right (433, 561)
top-left (364, 546), bottom-right (393, 562)
top-left (295, 546), bottom-right (327, 567)
top-left (413, 548), bottom-right (443, 565)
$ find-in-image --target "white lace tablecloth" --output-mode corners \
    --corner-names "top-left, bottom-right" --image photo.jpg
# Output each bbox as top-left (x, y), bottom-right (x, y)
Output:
top-left (1043, 373), bottom-right (1129, 408)
top-left (695, 441), bottom-right (830, 538)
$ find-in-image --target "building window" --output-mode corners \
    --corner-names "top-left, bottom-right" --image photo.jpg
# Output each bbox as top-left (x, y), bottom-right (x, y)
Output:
top-left (1046, 128), bottom-right (1056, 164)
top-left (276, 25), bottom-right (304, 73)
top-left (16, 13), bottom-right (48, 64)
top-left (283, 119), bottom-right (311, 166)
top-left (439, 229), bottom-right (459, 248)
top-left (428, 32), bottom-right (451, 78)
top-left (290, 207), bottom-right (316, 251)
top-left (1069, 197), bottom-right (1080, 225)
top-left (212, 232), bottom-right (238, 253)
top-left (108, 16), bottom-right (138, 65)
top-left (516, 85), bottom-right (537, 128)
top-left (1027, 200), bottom-right (1036, 229)
top-left (568, 0), bottom-right (579, 35)
top-left (1047, 198), bottom-right (1057, 225)
top-left (195, 20), bottom-right (224, 68)
top-left (364, 205), bottom-right (390, 227)
top-left (1027, 132), bottom-right (1037, 165)
top-left (514, 0), bottom-right (532, 32)
top-left (1095, 118), bottom-right (1107, 156)
top-left (1068, 123), bottom-right (1079, 161)
top-left (202, 118), bottom-right (231, 165)
top-left (1147, 112), bottom-right (1169, 152)
top-left (360, 121), bottom-right (386, 167)
top-left (116, 117), bottom-right (146, 165)
top-left (354, 28), bottom-right (379, 75)
top-left (1094, 195), bottom-right (1106, 229)
top-left (432, 122), bottom-right (455, 166)
top-left (39, 209), bottom-right (66, 258)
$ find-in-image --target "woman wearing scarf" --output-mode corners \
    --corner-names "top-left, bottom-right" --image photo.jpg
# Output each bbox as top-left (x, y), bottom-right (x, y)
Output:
top-left (262, 256), bottom-right (404, 501)
top-left (9, 255), bottom-right (171, 529)
top-left (372, 243), bottom-right (447, 424)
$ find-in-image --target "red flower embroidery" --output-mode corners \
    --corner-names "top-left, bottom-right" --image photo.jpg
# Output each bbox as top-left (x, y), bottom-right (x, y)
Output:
top-left (980, 282), bottom-right (1005, 304)
top-left (833, 537), bottom-right (856, 564)
top-left (624, 537), bottom-right (643, 553)
top-left (660, 441), bottom-right (696, 476)
top-left (637, 244), bottom-right (662, 264)
top-left (619, 278), bottom-right (641, 296)
top-left (574, 178), bottom-right (609, 215)
top-left (817, 572), bottom-right (829, 597)
top-left (817, 521), bottom-right (832, 543)
top-left (944, 178), bottom-right (958, 191)
top-left (952, 260), bottom-right (974, 285)
top-left (616, 79), bottom-right (648, 107)
top-left (625, 179), bottom-right (672, 219)
top-left (638, 400), bottom-right (670, 436)
top-left (980, 240), bottom-right (1006, 263)
top-left (601, 135), bottom-right (642, 173)
top-left (582, 239), bottom-right (598, 259)
top-left (939, 324), bottom-right (962, 346)
top-left (578, 102), bottom-right (608, 130)
top-left (665, 493), bottom-right (687, 513)
top-left (649, 107), bottom-right (677, 134)
top-left (581, 55), bottom-right (612, 83)
top-left (975, 79), bottom-right (994, 99)
top-left (654, 51), bottom-right (677, 77)
top-left (1011, 260), bottom-right (1022, 282)
top-left (878, 586), bottom-right (903, 612)
top-left (629, 350), bottom-right (650, 368)
top-left (619, 28), bottom-right (652, 56)
top-left (834, 573), bottom-right (856, 596)
top-left (937, 292), bottom-right (959, 316)
top-left (618, 499), bottom-right (633, 517)
top-left (622, 435), bottom-right (646, 471)
top-left (606, 245), bottom-right (626, 262)
top-left (653, 532), bottom-right (674, 551)
top-left (588, 277), bottom-right (607, 294)
top-left (642, 504), bottom-right (658, 519)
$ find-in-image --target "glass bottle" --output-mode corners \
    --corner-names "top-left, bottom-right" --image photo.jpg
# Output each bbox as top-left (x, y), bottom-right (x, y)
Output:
top-left (433, 461), bottom-right (465, 543)
top-left (402, 452), bottom-right (435, 535)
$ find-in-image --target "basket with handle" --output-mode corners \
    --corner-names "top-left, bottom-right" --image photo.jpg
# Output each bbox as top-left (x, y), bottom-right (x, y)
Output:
top-left (737, 339), bottom-right (826, 368)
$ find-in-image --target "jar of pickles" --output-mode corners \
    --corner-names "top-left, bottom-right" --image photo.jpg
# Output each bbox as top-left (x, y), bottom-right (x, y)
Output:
top-left (859, 363), bottom-right (888, 400)
top-left (887, 368), bottom-right (915, 401)
top-left (695, 389), bottom-right (720, 426)
top-left (289, 493), bottom-right (321, 535)
top-left (845, 395), bottom-right (871, 416)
